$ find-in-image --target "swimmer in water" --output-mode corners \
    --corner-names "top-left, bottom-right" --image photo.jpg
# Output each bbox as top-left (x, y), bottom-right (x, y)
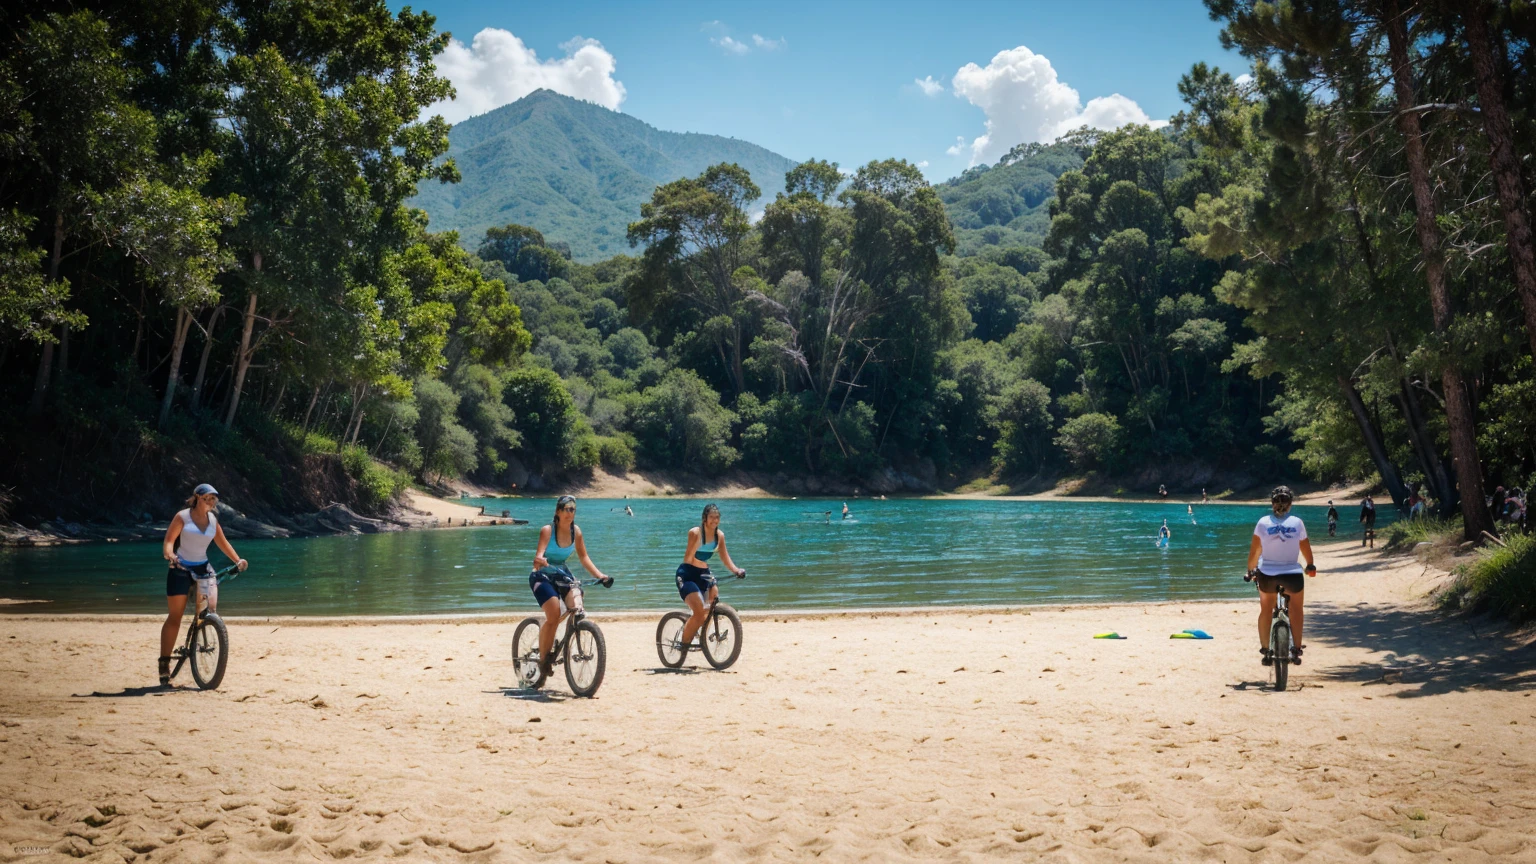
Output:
top-left (1159, 519), bottom-right (1172, 543)
top-left (625, 505), bottom-right (634, 517)
top-left (841, 502), bottom-right (850, 520)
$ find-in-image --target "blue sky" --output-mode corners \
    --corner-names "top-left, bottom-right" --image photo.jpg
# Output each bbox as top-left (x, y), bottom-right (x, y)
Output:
top-left (409, 0), bottom-right (1245, 180)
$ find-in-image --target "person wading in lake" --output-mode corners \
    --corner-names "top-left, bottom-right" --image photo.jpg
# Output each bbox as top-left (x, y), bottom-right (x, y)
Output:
top-left (1359, 495), bottom-right (1376, 548)
top-left (160, 483), bottom-right (246, 685)
top-left (529, 496), bottom-right (611, 678)
top-left (1326, 500), bottom-right (1339, 537)
top-left (1247, 485), bottom-right (1317, 667)
top-left (675, 503), bottom-right (746, 652)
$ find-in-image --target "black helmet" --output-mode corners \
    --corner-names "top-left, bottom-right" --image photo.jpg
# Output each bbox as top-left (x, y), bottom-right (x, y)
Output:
top-left (1271, 486), bottom-right (1294, 508)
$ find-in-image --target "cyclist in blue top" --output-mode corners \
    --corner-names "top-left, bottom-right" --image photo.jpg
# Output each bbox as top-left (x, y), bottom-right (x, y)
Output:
top-left (676, 504), bottom-right (745, 651)
top-left (529, 495), bottom-right (611, 676)
top-left (1246, 486), bottom-right (1318, 666)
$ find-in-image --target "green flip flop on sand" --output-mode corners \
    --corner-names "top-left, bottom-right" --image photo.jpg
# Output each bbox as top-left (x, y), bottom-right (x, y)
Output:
top-left (1093, 632), bottom-right (1127, 639)
top-left (1170, 629), bottom-right (1213, 639)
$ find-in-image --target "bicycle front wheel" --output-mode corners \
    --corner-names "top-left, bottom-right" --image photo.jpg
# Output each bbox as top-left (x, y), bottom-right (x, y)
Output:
top-left (700, 604), bottom-right (743, 670)
top-left (511, 617), bottom-right (547, 690)
top-left (1271, 620), bottom-right (1291, 692)
top-left (564, 619), bottom-right (607, 697)
top-left (656, 611), bottom-right (689, 668)
top-left (190, 613), bottom-right (229, 690)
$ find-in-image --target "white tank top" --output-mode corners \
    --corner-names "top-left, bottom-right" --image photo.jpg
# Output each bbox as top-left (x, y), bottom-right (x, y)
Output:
top-left (176, 509), bottom-right (218, 565)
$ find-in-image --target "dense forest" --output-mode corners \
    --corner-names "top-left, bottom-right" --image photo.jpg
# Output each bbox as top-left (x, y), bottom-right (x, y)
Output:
top-left (1, 0), bottom-right (1533, 545)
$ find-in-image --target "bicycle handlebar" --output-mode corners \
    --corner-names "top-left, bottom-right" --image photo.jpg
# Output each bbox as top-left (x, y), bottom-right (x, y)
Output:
top-left (213, 563), bottom-right (243, 584)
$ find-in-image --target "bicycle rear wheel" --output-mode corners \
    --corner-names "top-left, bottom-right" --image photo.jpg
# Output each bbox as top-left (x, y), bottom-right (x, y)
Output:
top-left (656, 611), bottom-right (689, 668)
top-left (1270, 620), bottom-right (1291, 692)
top-left (511, 616), bottom-right (547, 690)
top-left (564, 619), bottom-right (606, 697)
top-left (189, 613), bottom-right (229, 690)
top-left (699, 604), bottom-right (743, 670)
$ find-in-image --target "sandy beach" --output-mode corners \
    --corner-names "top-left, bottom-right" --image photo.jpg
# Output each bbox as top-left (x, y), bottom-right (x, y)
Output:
top-left (2, 542), bottom-right (1533, 862)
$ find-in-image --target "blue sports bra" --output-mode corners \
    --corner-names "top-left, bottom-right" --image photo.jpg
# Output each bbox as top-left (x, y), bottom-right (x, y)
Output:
top-left (694, 528), bottom-right (718, 562)
top-left (545, 525), bottom-right (576, 565)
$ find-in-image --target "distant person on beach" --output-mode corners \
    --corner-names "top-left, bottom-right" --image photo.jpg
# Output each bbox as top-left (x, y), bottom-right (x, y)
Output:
top-left (1201, 488), bottom-right (1208, 504)
top-left (842, 502), bottom-right (850, 520)
top-left (529, 496), bottom-right (612, 677)
top-left (1247, 485), bottom-right (1317, 667)
top-left (160, 483), bottom-right (247, 685)
top-left (1159, 484), bottom-right (1168, 500)
top-left (1326, 501), bottom-right (1338, 537)
top-left (675, 504), bottom-right (746, 651)
top-left (1359, 495), bottom-right (1376, 548)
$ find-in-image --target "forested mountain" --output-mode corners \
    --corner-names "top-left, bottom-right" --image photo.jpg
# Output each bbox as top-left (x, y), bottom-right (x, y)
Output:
top-left (937, 140), bottom-right (1086, 255)
top-left (410, 90), bottom-right (798, 261)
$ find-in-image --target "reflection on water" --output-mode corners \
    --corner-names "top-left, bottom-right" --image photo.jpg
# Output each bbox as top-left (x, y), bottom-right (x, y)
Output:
top-left (0, 498), bottom-right (1375, 615)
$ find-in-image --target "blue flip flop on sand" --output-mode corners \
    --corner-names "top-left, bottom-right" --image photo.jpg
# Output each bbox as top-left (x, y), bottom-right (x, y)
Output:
top-left (1169, 629), bottom-right (1213, 639)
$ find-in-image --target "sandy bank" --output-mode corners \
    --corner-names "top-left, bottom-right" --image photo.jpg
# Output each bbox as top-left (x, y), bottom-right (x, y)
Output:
top-left (1, 543), bottom-right (1532, 862)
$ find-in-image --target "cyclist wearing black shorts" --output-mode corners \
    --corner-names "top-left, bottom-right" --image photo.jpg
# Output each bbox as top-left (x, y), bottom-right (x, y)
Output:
top-left (1246, 486), bottom-right (1317, 666)
top-left (529, 496), bottom-right (611, 676)
top-left (675, 503), bottom-right (745, 651)
top-left (159, 483), bottom-right (247, 685)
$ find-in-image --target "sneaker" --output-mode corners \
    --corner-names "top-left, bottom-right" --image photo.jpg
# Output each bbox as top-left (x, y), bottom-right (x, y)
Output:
top-left (1260, 647), bottom-right (1273, 667)
top-left (158, 656), bottom-right (171, 686)
top-left (1291, 645), bottom-right (1304, 666)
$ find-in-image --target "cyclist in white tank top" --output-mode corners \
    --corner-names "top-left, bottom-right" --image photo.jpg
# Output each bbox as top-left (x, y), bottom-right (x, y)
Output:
top-left (159, 483), bottom-right (247, 685)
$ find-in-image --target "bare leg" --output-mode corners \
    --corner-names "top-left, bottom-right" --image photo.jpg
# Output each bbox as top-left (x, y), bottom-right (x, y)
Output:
top-left (538, 597), bottom-right (562, 663)
top-left (1288, 592), bottom-right (1304, 649)
top-left (161, 594), bottom-right (189, 658)
top-left (1256, 591), bottom-right (1276, 650)
top-left (680, 591), bottom-right (708, 645)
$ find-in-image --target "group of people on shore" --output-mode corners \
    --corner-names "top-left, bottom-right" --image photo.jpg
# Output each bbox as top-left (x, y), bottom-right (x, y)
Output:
top-left (158, 483), bottom-right (1322, 686)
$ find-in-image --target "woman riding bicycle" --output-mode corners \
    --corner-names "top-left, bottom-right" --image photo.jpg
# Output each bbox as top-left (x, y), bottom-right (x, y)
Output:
top-left (160, 483), bottom-right (247, 685)
top-left (1246, 485), bottom-right (1317, 667)
top-left (676, 504), bottom-right (745, 652)
top-left (529, 496), bottom-right (611, 677)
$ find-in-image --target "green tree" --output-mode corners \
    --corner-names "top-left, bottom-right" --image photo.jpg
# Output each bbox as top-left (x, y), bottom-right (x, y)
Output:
top-left (631, 369), bottom-right (739, 474)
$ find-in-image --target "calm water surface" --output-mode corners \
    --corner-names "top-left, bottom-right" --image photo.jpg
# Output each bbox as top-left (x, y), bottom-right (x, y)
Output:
top-left (0, 499), bottom-right (1378, 615)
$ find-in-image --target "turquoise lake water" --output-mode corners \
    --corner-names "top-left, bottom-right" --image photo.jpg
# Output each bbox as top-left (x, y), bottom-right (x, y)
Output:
top-left (0, 498), bottom-right (1377, 615)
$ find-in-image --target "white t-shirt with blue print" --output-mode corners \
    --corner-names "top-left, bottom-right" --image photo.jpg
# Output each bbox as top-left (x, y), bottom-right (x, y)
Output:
top-left (1255, 514), bottom-right (1307, 575)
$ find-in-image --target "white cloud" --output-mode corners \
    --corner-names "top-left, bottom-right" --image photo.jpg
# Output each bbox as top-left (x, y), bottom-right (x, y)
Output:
top-left (915, 75), bottom-right (944, 97)
top-left (752, 34), bottom-right (787, 51)
top-left (917, 160), bottom-right (930, 169)
top-left (945, 135), bottom-right (967, 157)
top-left (1235, 73), bottom-right (1254, 87)
top-left (431, 29), bottom-right (625, 124)
top-left (949, 45), bottom-right (1157, 165)
top-left (713, 35), bottom-right (750, 55)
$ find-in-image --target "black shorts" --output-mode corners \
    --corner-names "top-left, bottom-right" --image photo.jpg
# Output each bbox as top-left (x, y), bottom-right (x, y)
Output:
top-left (167, 562), bottom-right (214, 597)
top-left (1255, 572), bottom-right (1305, 595)
top-left (529, 568), bottom-right (576, 606)
top-left (675, 563), bottom-right (716, 600)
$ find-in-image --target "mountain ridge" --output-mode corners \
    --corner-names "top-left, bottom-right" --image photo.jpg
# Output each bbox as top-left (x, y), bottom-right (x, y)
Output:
top-left (412, 90), bottom-right (799, 261)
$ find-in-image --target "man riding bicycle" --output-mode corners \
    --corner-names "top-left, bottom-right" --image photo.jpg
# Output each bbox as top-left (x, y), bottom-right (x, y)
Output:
top-left (1246, 486), bottom-right (1317, 667)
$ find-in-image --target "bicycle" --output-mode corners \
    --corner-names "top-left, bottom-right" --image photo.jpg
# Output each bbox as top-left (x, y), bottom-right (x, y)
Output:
top-left (167, 563), bottom-right (239, 690)
top-left (511, 577), bottom-right (611, 697)
top-left (1246, 571), bottom-right (1295, 692)
top-left (656, 570), bottom-right (745, 670)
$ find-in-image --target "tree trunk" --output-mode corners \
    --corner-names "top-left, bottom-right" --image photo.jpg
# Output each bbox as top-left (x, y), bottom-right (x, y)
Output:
top-left (1394, 377), bottom-right (1458, 516)
top-left (28, 211), bottom-right (66, 415)
top-left (1462, 0), bottom-right (1536, 359)
top-left (190, 306), bottom-right (223, 410)
top-left (158, 307), bottom-right (195, 429)
top-left (59, 325), bottom-right (69, 376)
top-left (730, 323), bottom-right (746, 397)
top-left (301, 383), bottom-right (322, 433)
top-left (223, 252), bottom-right (262, 429)
top-left (1384, 0), bottom-right (1494, 540)
top-left (1338, 375), bottom-right (1410, 508)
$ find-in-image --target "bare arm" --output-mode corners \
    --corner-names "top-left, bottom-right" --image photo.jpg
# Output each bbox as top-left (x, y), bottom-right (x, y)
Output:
top-left (715, 530), bottom-right (744, 576)
top-left (162, 518), bottom-right (183, 563)
top-left (574, 528), bottom-right (608, 582)
top-left (532, 525), bottom-right (551, 571)
top-left (683, 527), bottom-right (706, 568)
top-left (1246, 534), bottom-right (1262, 572)
top-left (212, 523), bottom-right (248, 571)
top-left (1299, 538), bottom-right (1317, 574)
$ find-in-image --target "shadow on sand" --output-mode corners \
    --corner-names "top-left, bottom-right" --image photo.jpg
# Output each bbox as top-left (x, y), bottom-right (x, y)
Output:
top-left (75, 684), bottom-right (194, 698)
top-left (1305, 600), bottom-right (1536, 697)
top-left (490, 686), bottom-right (574, 703)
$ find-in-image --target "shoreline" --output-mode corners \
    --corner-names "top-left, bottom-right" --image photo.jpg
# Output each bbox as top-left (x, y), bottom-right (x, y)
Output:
top-left (4, 541), bottom-right (1533, 862)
